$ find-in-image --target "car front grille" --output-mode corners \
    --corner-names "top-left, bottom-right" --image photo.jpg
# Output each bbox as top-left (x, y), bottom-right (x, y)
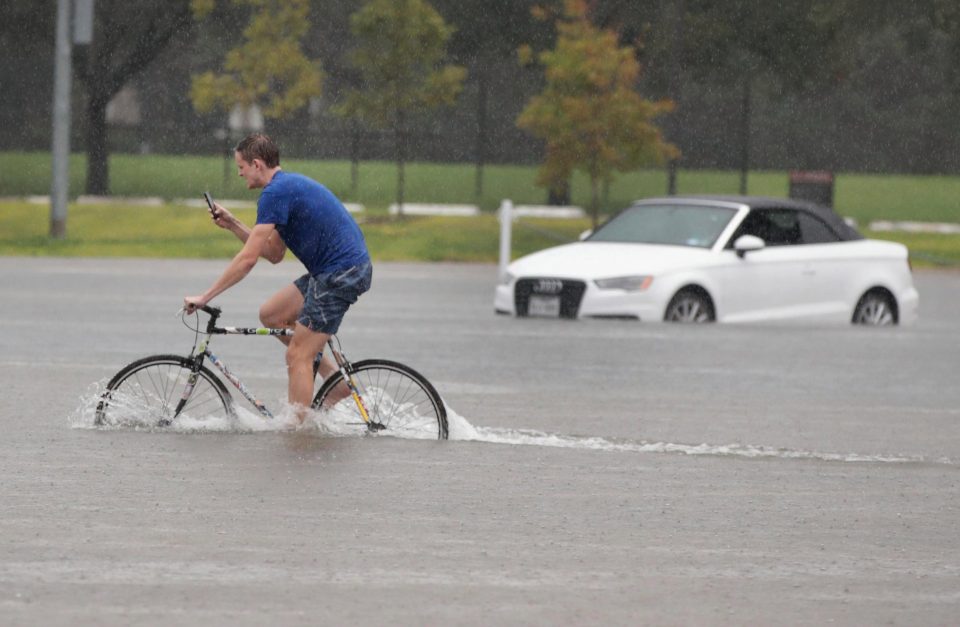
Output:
top-left (514, 278), bottom-right (586, 319)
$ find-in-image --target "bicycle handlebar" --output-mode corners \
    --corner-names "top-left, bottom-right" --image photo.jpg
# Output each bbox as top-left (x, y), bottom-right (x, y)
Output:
top-left (180, 304), bottom-right (219, 314)
top-left (179, 303), bottom-right (223, 334)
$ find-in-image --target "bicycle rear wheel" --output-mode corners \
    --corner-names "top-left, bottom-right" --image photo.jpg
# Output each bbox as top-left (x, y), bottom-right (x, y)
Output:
top-left (312, 359), bottom-right (447, 440)
top-left (95, 354), bottom-right (233, 427)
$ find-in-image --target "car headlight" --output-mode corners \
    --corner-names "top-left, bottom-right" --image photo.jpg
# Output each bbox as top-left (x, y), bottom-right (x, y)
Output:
top-left (594, 275), bottom-right (653, 291)
top-left (499, 271), bottom-right (515, 286)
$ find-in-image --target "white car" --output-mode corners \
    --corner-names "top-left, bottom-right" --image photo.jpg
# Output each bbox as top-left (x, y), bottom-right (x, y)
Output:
top-left (494, 196), bottom-right (919, 325)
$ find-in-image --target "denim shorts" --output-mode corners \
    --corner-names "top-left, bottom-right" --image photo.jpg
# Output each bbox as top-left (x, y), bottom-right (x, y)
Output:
top-left (293, 262), bottom-right (372, 334)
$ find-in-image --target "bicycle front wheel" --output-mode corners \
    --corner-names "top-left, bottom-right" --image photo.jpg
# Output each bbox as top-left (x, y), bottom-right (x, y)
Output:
top-left (95, 354), bottom-right (233, 427)
top-left (312, 359), bottom-right (448, 440)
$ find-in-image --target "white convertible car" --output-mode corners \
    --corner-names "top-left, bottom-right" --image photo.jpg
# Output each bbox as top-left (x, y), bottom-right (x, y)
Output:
top-left (494, 196), bottom-right (919, 325)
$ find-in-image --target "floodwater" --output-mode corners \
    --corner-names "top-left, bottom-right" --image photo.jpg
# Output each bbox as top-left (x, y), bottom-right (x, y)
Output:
top-left (2, 257), bottom-right (959, 625)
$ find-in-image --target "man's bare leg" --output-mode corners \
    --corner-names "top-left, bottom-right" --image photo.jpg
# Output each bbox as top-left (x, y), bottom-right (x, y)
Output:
top-left (286, 322), bottom-right (331, 423)
top-left (315, 352), bottom-right (352, 408)
top-left (259, 284), bottom-right (303, 346)
top-left (261, 284), bottom-right (338, 379)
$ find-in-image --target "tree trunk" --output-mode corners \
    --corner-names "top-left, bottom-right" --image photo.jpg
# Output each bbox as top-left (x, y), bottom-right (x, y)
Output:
top-left (547, 178), bottom-right (570, 206)
top-left (85, 93), bottom-right (110, 196)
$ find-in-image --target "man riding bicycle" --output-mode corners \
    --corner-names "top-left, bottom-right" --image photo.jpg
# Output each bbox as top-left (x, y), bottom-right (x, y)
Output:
top-left (184, 133), bottom-right (371, 424)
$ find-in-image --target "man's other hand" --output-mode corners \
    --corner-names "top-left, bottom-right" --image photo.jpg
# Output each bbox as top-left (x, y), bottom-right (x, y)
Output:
top-left (183, 295), bottom-right (208, 314)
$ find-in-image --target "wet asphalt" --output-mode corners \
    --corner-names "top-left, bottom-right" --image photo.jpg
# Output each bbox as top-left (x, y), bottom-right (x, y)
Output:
top-left (1, 257), bottom-right (958, 625)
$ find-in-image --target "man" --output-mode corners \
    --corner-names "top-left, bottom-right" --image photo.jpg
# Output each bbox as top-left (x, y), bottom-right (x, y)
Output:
top-left (184, 133), bottom-right (371, 423)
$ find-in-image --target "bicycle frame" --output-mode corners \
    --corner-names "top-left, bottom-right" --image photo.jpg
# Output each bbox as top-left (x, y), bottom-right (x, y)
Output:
top-left (176, 305), bottom-right (374, 426)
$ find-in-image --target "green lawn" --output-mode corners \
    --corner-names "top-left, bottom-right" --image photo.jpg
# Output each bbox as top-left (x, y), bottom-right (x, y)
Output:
top-left (1, 199), bottom-right (957, 267)
top-left (0, 200), bottom-right (591, 262)
top-left (1, 151), bottom-right (958, 266)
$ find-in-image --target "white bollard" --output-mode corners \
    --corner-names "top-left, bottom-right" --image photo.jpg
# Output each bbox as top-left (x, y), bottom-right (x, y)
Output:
top-left (498, 199), bottom-right (513, 283)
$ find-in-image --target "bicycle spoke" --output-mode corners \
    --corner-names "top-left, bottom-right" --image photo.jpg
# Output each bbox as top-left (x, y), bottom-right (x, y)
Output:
top-left (97, 356), bottom-right (232, 428)
top-left (315, 360), bottom-right (446, 439)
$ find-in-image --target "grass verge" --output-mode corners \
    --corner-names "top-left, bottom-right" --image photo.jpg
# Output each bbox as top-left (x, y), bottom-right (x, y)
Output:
top-left (1, 200), bottom-right (956, 268)
top-left (0, 201), bottom-right (590, 262)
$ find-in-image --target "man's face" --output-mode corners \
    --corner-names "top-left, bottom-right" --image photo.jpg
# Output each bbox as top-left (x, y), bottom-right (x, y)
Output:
top-left (235, 152), bottom-right (266, 189)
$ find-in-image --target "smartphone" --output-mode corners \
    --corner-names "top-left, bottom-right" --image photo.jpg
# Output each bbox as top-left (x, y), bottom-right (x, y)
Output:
top-left (203, 192), bottom-right (219, 219)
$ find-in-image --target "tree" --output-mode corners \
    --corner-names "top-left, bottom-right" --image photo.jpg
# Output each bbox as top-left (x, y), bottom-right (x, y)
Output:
top-left (517, 0), bottom-right (677, 226)
top-left (74, 0), bottom-right (204, 195)
top-left (437, 0), bottom-right (551, 197)
top-left (337, 0), bottom-right (466, 214)
top-left (649, 0), bottom-right (850, 192)
top-left (190, 0), bottom-right (323, 129)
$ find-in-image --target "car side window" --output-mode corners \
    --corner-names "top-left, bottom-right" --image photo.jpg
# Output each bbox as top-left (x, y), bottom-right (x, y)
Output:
top-left (728, 209), bottom-right (801, 247)
top-left (797, 212), bottom-right (842, 244)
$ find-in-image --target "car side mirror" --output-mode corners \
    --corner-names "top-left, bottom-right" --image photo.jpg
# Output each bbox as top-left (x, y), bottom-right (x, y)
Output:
top-left (578, 229), bottom-right (593, 241)
top-left (734, 234), bottom-right (765, 258)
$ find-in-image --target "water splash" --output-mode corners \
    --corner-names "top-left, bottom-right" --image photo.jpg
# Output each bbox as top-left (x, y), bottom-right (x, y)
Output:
top-left (71, 384), bottom-right (955, 466)
top-left (71, 380), bottom-right (438, 438)
top-left (442, 406), bottom-right (956, 466)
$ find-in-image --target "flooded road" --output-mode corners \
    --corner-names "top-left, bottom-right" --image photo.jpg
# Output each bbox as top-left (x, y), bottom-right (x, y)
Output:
top-left (2, 257), bottom-right (958, 625)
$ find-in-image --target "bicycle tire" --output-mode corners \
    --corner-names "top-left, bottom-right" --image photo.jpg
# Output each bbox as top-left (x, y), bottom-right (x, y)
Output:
top-left (95, 354), bottom-right (233, 427)
top-left (312, 359), bottom-right (448, 440)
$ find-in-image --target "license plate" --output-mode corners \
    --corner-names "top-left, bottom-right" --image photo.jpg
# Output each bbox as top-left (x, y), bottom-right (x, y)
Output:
top-left (528, 295), bottom-right (560, 317)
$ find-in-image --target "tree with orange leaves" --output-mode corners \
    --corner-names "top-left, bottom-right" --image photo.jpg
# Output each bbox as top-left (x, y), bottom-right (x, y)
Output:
top-left (517, 0), bottom-right (678, 227)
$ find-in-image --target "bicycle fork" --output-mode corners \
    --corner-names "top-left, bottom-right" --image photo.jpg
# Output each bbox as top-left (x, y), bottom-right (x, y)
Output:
top-left (330, 348), bottom-right (384, 432)
top-left (167, 344), bottom-right (224, 424)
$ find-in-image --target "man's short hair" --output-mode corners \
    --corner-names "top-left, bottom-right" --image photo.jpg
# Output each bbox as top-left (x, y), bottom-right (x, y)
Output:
top-left (235, 133), bottom-right (280, 168)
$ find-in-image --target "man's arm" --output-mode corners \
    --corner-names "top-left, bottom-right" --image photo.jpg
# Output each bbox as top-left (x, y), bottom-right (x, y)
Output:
top-left (211, 203), bottom-right (286, 264)
top-left (184, 223), bottom-right (278, 311)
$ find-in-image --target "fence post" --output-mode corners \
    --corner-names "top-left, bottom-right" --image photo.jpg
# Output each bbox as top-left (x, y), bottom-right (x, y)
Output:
top-left (498, 199), bottom-right (513, 282)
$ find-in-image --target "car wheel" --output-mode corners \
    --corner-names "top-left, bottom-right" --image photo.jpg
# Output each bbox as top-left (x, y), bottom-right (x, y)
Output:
top-left (852, 291), bottom-right (897, 326)
top-left (664, 289), bottom-right (715, 323)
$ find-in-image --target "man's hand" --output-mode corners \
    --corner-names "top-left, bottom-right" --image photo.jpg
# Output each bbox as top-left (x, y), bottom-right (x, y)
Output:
top-left (209, 202), bottom-right (235, 230)
top-left (183, 295), bottom-right (208, 314)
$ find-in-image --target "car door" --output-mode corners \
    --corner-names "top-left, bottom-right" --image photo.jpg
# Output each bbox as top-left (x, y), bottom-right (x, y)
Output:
top-left (791, 211), bottom-right (850, 320)
top-left (712, 208), bottom-right (812, 322)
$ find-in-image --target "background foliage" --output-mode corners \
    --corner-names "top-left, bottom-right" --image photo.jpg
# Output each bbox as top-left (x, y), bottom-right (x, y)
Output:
top-left (3, 0), bottom-right (960, 182)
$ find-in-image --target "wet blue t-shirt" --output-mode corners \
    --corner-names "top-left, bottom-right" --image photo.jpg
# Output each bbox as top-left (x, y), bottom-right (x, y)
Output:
top-left (256, 171), bottom-right (369, 276)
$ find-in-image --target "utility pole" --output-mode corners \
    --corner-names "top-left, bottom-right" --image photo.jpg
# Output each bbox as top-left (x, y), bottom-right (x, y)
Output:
top-left (50, 0), bottom-right (73, 238)
top-left (50, 0), bottom-right (93, 238)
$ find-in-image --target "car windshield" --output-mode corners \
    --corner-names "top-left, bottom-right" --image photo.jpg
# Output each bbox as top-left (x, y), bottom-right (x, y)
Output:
top-left (586, 204), bottom-right (738, 248)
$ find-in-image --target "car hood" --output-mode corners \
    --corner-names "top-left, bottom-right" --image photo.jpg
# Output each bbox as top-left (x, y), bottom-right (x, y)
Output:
top-left (508, 242), bottom-right (715, 279)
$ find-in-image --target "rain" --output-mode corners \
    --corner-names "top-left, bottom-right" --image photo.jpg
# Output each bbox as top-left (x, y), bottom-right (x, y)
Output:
top-left (2, 1), bottom-right (960, 624)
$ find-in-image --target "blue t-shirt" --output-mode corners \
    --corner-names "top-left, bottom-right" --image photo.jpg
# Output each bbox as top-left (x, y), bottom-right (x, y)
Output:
top-left (256, 171), bottom-right (369, 276)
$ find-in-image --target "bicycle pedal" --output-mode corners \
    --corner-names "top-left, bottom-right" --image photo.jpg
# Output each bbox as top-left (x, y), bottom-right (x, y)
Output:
top-left (367, 422), bottom-right (387, 432)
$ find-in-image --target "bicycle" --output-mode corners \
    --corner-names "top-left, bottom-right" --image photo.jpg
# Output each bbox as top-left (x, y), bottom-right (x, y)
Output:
top-left (94, 305), bottom-right (448, 439)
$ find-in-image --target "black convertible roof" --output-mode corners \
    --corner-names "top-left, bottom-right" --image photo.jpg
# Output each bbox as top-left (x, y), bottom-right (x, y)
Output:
top-left (633, 195), bottom-right (863, 241)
